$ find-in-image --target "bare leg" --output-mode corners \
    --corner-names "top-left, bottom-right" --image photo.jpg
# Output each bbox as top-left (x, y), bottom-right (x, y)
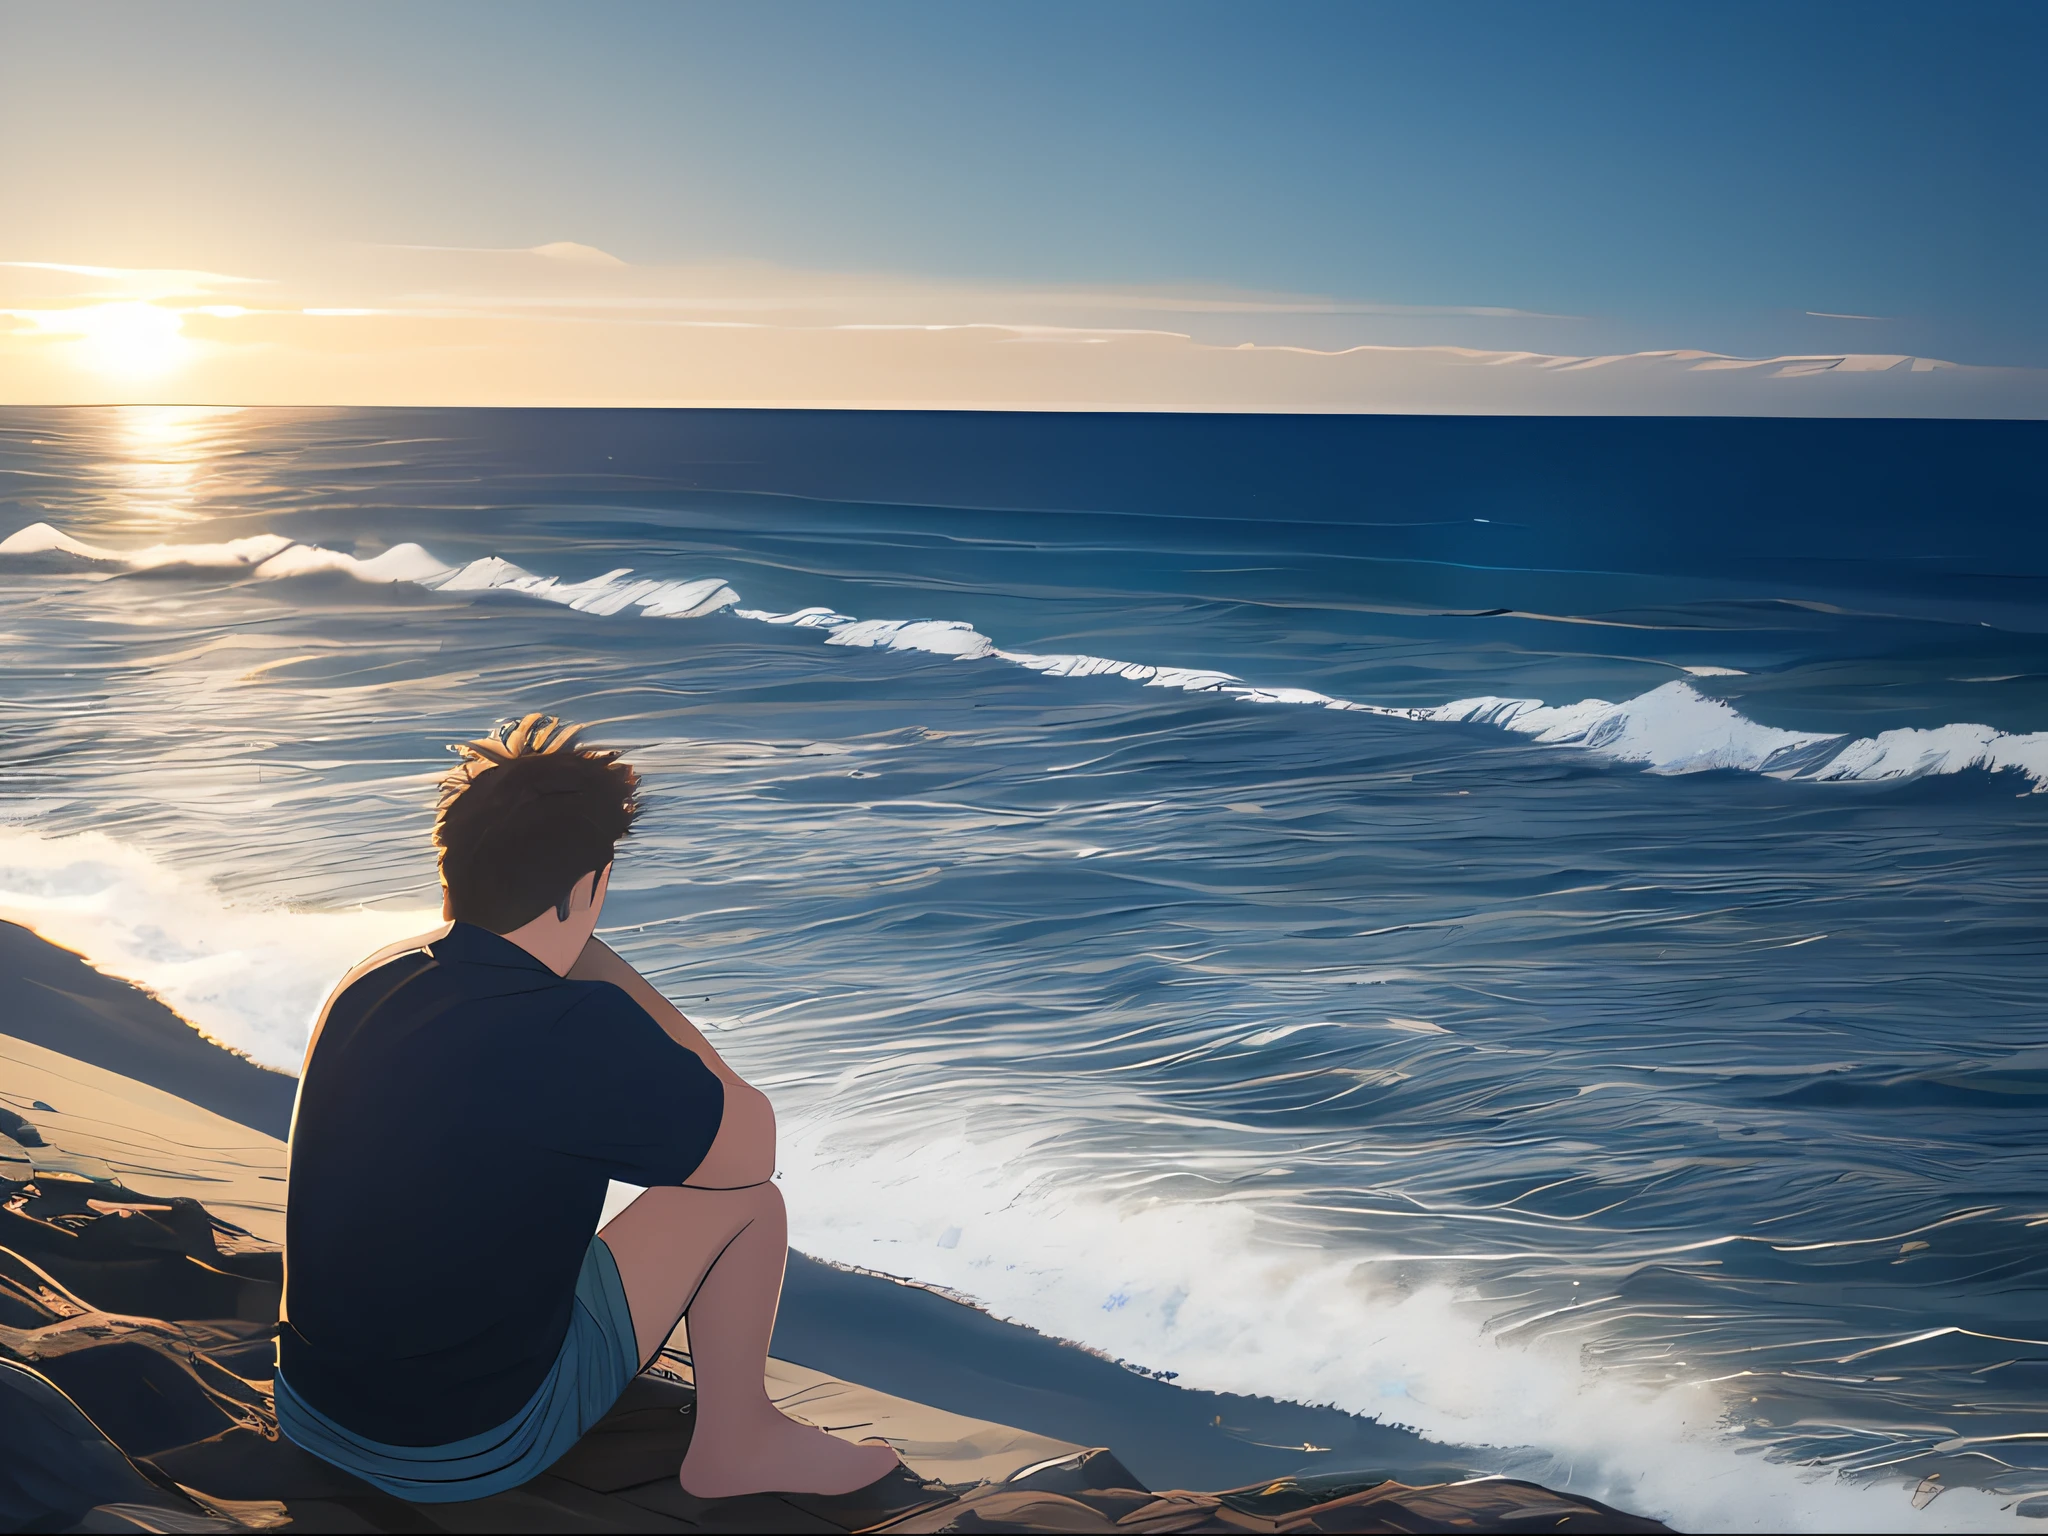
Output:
top-left (600, 1181), bottom-right (901, 1498)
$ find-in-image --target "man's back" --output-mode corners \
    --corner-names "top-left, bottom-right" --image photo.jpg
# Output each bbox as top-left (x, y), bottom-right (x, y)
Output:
top-left (279, 921), bottom-right (722, 1446)
top-left (272, 713), bottom-right (894, 1502)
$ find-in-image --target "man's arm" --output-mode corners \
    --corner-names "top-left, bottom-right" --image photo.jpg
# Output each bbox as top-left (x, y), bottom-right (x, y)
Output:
top-left (569, 937), bottom-right (777, 1188)
top-left (568, 937), bottom-right (741, 1079)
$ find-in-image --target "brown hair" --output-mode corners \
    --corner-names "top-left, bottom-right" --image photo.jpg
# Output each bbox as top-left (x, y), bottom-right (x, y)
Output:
top-left (434, 715), bottom-right (640, 933)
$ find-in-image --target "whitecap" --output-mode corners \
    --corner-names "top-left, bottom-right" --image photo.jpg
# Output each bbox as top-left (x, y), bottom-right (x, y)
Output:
top-left (0, 520), bottom-right (293, 570)
top-left (1411, 682), bottom-right (1839, 775)
top-left (734, 606), bottom-right (856, 628)
top-left (253, 542), bottom-right (454, 584)
top-left (1805, 720), bottom-right (2048, 786)
top-left (11, 519), bottom-right (2043, 792)
top-left (825, 618), bottom-right (997, 659)
top-left (0, 521), bottom-right (111, 559)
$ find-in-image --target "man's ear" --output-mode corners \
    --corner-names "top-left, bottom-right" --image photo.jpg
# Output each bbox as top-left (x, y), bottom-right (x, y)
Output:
top-left (562, 866), bottom-right (606, 923)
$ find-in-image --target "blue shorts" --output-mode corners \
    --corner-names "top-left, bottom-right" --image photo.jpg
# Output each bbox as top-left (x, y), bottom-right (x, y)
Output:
top-left (275, 1235), bottom-right (641, 1504)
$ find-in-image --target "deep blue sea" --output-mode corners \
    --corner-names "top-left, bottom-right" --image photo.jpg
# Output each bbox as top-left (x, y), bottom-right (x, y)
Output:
top-left (2, 407), bottom-right (2045, 1532)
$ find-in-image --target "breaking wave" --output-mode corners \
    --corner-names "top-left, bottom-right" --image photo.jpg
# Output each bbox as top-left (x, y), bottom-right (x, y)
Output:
top-left (8, 519), bottom-right (2045, 793)
top-left (0, 821), bottom-right (2025, 1532)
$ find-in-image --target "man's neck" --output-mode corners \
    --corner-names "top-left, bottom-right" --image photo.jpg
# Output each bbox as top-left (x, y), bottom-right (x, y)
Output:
top-left (494, 913), bottom-right (593, 976)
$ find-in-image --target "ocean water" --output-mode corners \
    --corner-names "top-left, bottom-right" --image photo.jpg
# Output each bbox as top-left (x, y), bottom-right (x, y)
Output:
top-left (2, 406), bottom-right (2046, 1531)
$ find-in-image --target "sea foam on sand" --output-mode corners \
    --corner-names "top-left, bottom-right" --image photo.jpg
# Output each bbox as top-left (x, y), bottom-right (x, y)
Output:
top-left (775, 1118), bottom-right (2029, 1535)
top-left (0, 827), bottom-right (436, 1072)
top-left (0, 823), bottom-right (2027, 1532)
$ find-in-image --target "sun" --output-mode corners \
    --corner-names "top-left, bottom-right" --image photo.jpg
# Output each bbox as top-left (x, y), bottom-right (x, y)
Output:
top-left (28, 301), bottom-right (194, 381)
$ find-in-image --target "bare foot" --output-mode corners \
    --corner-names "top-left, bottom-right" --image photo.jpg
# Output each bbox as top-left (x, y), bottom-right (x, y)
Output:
top-left (679, 1407), bottom-right (903, 1498)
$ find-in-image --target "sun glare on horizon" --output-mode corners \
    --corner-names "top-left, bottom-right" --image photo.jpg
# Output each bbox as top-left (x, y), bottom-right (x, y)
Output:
top-left (25, 301), bottom-right (194, 382)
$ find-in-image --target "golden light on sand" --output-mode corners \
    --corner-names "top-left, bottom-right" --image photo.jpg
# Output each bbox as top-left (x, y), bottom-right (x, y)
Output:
top-left (26, 300), bottom-right (193, 381)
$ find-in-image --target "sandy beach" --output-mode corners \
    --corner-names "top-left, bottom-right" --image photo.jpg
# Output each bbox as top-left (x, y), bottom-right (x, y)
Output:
top-left (0, 919), bottom-right (1668, 1532)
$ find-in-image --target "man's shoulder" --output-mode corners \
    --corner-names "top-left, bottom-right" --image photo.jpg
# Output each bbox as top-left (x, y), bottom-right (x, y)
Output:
top-left (309, 932), bottom-right (659, 1064)
top-left (301, 928), bottom-right (449, 1067)
top-left (335, 924), bottom-right (454, 997)
top-left (554, 975), bottom-right (661, 1033)
top-left (337, 936), bottom-right (599, 1032)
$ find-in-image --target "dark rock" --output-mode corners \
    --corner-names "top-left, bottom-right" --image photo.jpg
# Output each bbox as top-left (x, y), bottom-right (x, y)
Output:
top-left (0, 1175), bottom-right (1677, 1534)
top-left (1002, 1448), bottom-right (1147, 1498)
top-left (0, 1357), bottom-right (222, 1532)
top-left (0, 1244), bottom-right (83, 1331)
top-left (153, 1424), bottom-right (384, 1503)
top-left (1, 1176), bottom-right (281, 1322)
top-left (34, 1338), bottom-right (256, 1459)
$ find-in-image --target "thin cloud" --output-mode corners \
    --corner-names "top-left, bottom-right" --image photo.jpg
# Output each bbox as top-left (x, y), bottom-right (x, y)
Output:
top-left (834, 321), bottom-right (1190, 340)
top-left (370, 241), bottom-right (627, 266)
top-left (1022, 292), bottom-right (1583, 320)
top-left (0, 261), bottom-right (271, 292)
top-left (1807, 311), bottom-right (1890, 321)
top-left (296, 306), bottom-right (1191, 341)
top-left (358, 251), bottom-right (1576, 321)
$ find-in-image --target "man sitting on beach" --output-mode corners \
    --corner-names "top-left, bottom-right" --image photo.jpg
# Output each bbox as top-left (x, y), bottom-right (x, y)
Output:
top-left (275, 715), bottom-right (901, 1504)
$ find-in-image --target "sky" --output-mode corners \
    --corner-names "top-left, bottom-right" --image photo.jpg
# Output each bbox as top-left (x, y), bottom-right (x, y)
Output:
top-left (2, 0), bottom-right (2043, 412)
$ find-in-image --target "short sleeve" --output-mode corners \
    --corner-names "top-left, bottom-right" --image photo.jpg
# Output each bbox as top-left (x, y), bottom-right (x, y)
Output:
top-left (539, 984), bottom-right (726, 1186)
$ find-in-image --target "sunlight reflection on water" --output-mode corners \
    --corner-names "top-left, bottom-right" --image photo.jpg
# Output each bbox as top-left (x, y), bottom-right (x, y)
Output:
top-left (2, 407), bottom-right (2046, 1529)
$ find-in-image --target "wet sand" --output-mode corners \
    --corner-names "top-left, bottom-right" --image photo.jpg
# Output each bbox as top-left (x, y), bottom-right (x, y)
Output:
top-left (0, 920), bottom-right (1669, 1531)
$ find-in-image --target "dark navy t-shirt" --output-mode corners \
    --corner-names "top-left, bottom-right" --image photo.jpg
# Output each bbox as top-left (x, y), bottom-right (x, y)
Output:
top-left (279, 923), bottom-right (724, 1445)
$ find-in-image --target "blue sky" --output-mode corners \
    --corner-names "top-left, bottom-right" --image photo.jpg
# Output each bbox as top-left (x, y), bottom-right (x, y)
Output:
top-left (2, 0), bottom-right (2043, 405)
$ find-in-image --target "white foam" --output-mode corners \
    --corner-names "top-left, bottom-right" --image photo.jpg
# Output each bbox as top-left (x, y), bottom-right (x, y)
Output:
top-left (0, 521), bottom-right (294, 570)
top-left (1804, 720), bottom-right (2048, 786)
top-left (429, 554), bottom-right (539, 592)
top-left (1397, 682), bottom-right (2048, 789)
top-left (11, 520), bottom-right (2044, 791)
top-left (826, 618), bottom-right (997, 659)
top-left (637, 578), bottom-right (742, 618)
top-left (1412, 682), bottom-right (1838, 773)
top-left (734, 606), bottom-right (857, 628)
top-left (2, 523), bottom-right (741, 620)
top-left (819, 618), bottom-right (2048, 792)
top-left (992, 643), bottom-right (2046, 791)
top-left (122, 535), bottom-right (299, 570)
top-left (777, 1115), bottom-right (2026, 1532)
top-left (0, 827), bottom-right (438, 1071)
top-left (7, 523), bottom-right (2039, 1526)
top-left (0, 828), bottom-right (2020, 1530)
top-left (0, 522), bottom-right (108, 559)
top-left (1002, 648), bottom-right (1245, 693)
top-left (379, 552), bottom-right (741, 618)
top-left (253, 541), bottom-right (454, 584)
top-left (1003, 651), bottom-right (1157, 680)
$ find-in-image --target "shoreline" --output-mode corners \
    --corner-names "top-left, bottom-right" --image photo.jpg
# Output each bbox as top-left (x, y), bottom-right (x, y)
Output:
top-left (0, 918), bottom-right (1667, 1531)
top-left (771, 1249), bottom-right (1478, 1494)
top-left (0, 918), bottom-right (1473, 1491)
